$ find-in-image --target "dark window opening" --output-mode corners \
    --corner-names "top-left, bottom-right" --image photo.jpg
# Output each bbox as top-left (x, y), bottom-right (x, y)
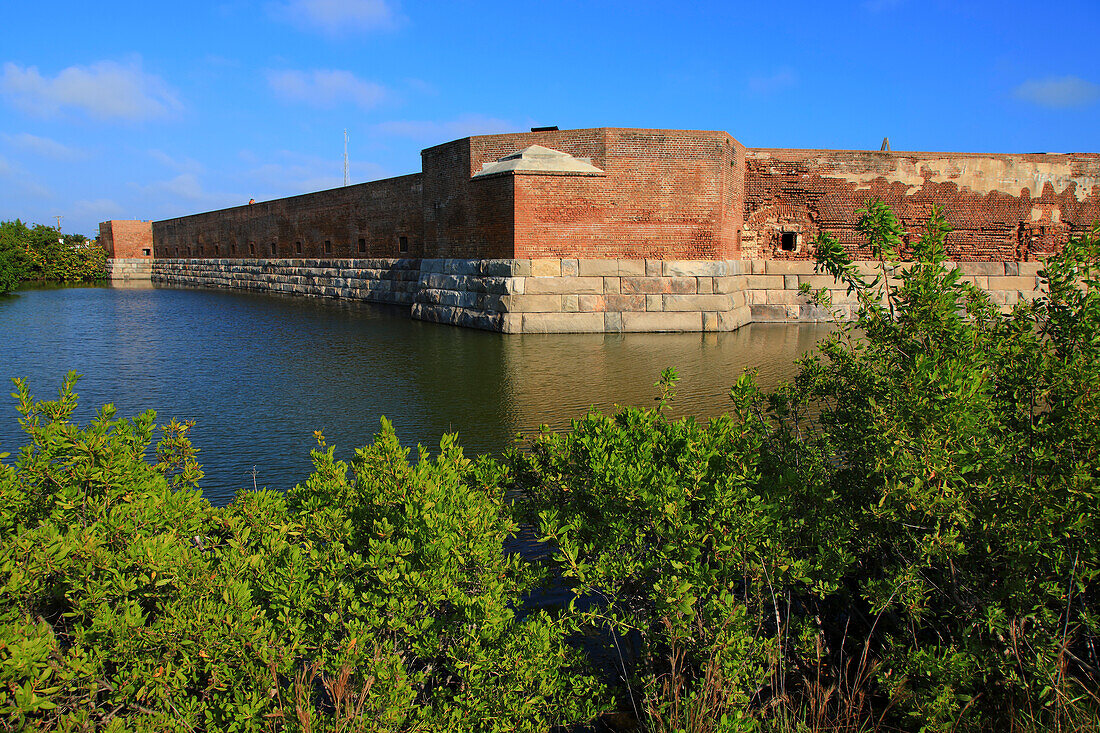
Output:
top-left (399, 236), bottom-right (409, 253)
top-left (214, 244), bottom-right (220, 255)
top-left (142, 248), bottom-right (151, 256)
top-left (249, 243), bottom-right (255, 255)
top-left (198, 246), bottom-right (204, 255)
top-left (358, 237), bottom-right (366, 253)
top-left (324, 240), bottom-right (332, 254)
top-left (295, 241), bottom-right (302, 254)
top-left (270, 242), bottom-right (277, 255)
top-left (780, 232), bottom-right (798, 252)
top-left (187, 246), bottom-right (192, 256)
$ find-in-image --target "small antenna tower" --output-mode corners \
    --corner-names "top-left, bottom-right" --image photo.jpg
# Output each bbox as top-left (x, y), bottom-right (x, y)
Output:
top-left (343, 129), bottom-right (349, 186)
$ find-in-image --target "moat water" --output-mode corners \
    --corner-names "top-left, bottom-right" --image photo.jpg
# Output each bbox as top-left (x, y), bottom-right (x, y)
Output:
top-left (0, 283), bottom-right (833, 505)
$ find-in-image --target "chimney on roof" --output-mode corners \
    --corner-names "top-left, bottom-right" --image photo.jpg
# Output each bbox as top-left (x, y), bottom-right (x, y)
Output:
top-left (880, 137), bottom-right (891, 152)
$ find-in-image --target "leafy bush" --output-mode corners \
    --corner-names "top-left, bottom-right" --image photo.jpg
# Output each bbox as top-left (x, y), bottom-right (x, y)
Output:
top-left (514, 205), bottom-right (1100, 732)
top-left (0, 376), bottom-right (606, 731)
top-left (0, 220), bottom-right (106, 292)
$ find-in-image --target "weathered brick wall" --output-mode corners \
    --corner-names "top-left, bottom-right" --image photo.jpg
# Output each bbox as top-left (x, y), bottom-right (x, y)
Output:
top-left (152, 174), bottom-right (424, 260)
top-left (420, 138), bottom-right (515, 259)
top-left (466, 128), bottom-right (744, 259)
top-left (743, 149), bottom-right (1100, 261)
top-left (99, 220), bottom-right (153, 258)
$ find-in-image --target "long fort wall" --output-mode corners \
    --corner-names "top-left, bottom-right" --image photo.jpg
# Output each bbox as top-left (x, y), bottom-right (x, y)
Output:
top-left (113, 126), bottom-right (1100, 333)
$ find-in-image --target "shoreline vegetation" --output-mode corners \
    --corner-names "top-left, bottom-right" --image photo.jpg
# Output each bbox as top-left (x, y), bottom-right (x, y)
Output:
top-left (0, 220), bottom-right (106, 294)
top-left (1, 203), bottom-right (1098, 732)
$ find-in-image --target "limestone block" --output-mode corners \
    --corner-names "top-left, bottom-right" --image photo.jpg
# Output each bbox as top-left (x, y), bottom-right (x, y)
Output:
top-left (579, 259), bottom-right (620, 276)
top-left (620, 276), bottom-right (696, 294)
top-left (521, 312), bottom-right (605, 333)
top-left (702, 312), bottom-right (719, 332)
top-left (728, 291), bottom-right (747, 308)
top-left (958, 261), bottom-right (1006, 277)
top-left (750, 304), bottom-right (793, 322)
top-left (581, 294), bottom-right (646, 312)
top-left (718, 306), bottom-right (752, 331)
top-left (603, 276), bottom-right (620, 294)
top-left (750, 260), bottom-right (767, 274)
top-left (1003, 262), bottom-right (1019, 276)
top-left (800, 305), bottom-right (835, 321)
top-left (622, 311), bottom-right (703, 332)
top-left (991, 276), bottom-right (1039, 291)
top-left (523, 276), bottom-right (604, 295)
top-left (604, 312), bottom-right (623, 333)
top-left (696, 277), bottom-right (713, 294)
top-left (1017, 262), bottom-right (1043, 277)
top-left (663, 294), bottom-right (734, 312)
top-left (723, 260), bottom-right (745, 275)
top-left (618, 259), bottom-right (646, 276)
top-left (480, 259), bottom-right (516, 277)
top-left (497, 294), bottom-right (561, 313)
top-left (784, 274), bottom-right (799, 289)
top-left (512, 260), bottom-right (533, 277)
top-left (745, 275), bottom-right (785, 289)
top-left (763, 289), bottom-right (803, 304)
top-left (765, 260), bottom-right (817, 275)
top-left (562, 259), bottom-right (580, 277)
top-left (663, 260), bottom-right (727, 277)
top-left (501, 313), bottom-right (523, 333)
top-left (562, 294), bottom-right (580, 312)
top-left (531, 259), bottom-right (562, 277)
top-left (798, 275), bottom-right (842, 288)
top-left (646, 294), bottom-right (663, 311)
top-left (645, 259), bottom-right (662, 277)
top-left (713, 276), bottom-right (747, 294)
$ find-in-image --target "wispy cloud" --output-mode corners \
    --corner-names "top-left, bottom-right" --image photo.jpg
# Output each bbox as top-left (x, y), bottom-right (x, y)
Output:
top-left (268, 69), bottom-right (386, 109)
top-left (1013, 76), bottom-right (1100, 109)
top-left (271, 0), bottom-right (400, 35)
top-left (148, 149), bottom-right (204, 174)
top-left (73, 198), bottom-right (124, 220)
top-left (373, 114), bottom-right (516, 142)
top-left (0, 59), bottom-right (182, 121)
top-left (2, 132), bottom-right (85, 160)
top-left (748, 67), bottom-right (797, 94)
top-left (239, 149), bottom-right (386, 193)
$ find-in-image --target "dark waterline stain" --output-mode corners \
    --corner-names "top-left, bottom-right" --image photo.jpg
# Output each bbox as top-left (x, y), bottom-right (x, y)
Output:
top-left (0, 283), bottom-right (834, 505)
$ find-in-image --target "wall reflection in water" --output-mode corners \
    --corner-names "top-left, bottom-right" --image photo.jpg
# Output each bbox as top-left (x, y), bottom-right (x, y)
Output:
top-left (0, 285), bottom-right (834, 504)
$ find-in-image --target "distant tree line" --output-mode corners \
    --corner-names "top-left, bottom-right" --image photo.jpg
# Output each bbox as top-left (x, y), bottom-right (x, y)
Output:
top-left (0, 220), bottom-right (107, 293)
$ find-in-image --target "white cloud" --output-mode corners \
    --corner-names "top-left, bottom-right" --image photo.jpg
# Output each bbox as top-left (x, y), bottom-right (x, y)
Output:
top-left (73, 198), bottom-right (124, 220)
top-left (0, 60), bottom-right (182, 121)
top-left (273, 0), bottom-right (400, 35)
top-left (240, 149), bottom-right (386, 193)
top-left (148, 149), bottom-right (204, 174)
top-left (373, 114), bottom-right (516, 142)
top-left (268, 69), bottom-right (386, 109)
top-left (1013, 76), bottom-right (1100, 109)
top-left (2, 132), bottom-right (85, 160)
top-left (748, 68), bottom-right (797, 94)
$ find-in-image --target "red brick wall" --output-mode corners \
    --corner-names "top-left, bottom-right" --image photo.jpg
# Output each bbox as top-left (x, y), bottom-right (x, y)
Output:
top-left (744, 149), bottom-right (1100, 261)
top-left (99, 220), bottom-right (153, 258)
top-left (468, 128), bottom-right (744, 259)
top-left (152, 174), bottom-right (423, 259)
top-left (420, 139), bottom-right (514, 259)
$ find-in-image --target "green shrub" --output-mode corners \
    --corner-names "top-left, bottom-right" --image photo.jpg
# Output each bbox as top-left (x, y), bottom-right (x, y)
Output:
top-left (514, 206), bottom-right (1100, 732)
top-left (0, 376), bottom-right (606, 731)
top-left (0, 220), bottom-right (106, 291)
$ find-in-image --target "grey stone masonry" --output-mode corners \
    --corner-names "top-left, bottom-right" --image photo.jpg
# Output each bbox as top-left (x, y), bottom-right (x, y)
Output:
top-left (146, 256), bottom-right (1048, 333)
top-left (107, 258), bottom-right (153, 282)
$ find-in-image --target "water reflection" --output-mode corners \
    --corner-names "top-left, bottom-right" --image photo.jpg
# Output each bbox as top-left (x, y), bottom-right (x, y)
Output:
top-left (0, 285), bottom-right (833, 505)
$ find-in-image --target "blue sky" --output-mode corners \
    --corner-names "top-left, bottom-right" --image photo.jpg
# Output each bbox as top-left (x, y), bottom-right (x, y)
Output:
top-left (2, 0), bottom-right (1098, 236)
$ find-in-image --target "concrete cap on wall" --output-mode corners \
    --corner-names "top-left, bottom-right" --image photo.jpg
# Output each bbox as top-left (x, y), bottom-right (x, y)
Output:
top-left (472, 145), bottom-right (606, 179)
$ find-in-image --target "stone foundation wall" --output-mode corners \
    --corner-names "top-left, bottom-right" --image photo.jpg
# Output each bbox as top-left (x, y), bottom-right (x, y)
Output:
top-left (107, 258), bottom-right (154, 282)
top-left (148, 257), bottom-right (1046, 333)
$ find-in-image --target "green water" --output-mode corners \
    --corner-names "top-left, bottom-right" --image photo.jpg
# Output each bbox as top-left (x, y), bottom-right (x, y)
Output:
top-left (0, 283), bottom-right (832, 504)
